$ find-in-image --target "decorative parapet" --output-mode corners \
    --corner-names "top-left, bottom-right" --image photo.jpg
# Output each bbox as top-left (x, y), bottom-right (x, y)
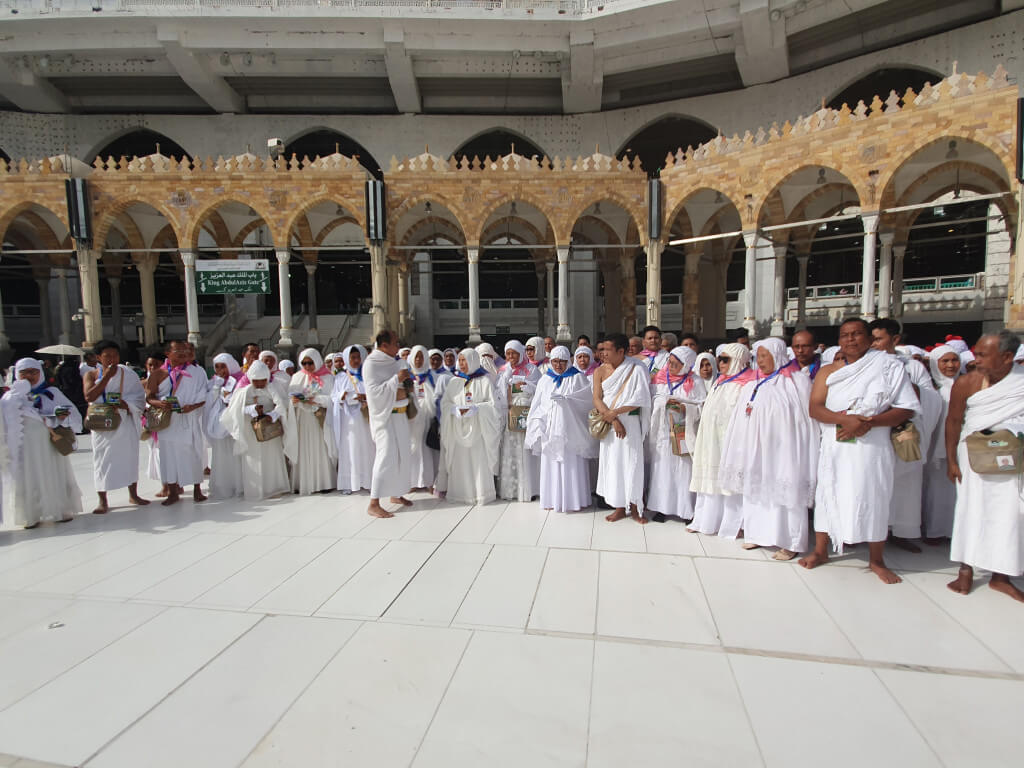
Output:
top-left (660, 65), bottom-right (1014, 173)
top-left (390, 150), bottom-right (644, 174)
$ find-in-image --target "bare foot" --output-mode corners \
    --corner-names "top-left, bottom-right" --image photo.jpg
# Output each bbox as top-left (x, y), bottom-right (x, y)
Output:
top-left (988, 574), bottom-right (1024, 602)
top-left (772, 549), bottom-right (797, 561)
top-left (193, 486), bottom-right (207, 502)
top-left (130, 495), bottom-right (150, 506)
top-left (390, 496), bottom-right (413, 507)
top-left (742, 542), bottom-right (760, 550)
top-left (890, 536), bottom-right (922, 554)
top-left (634, 513), bottom-right (649, 525)
top-left (947, 565), bottom-right (973, 595)
top-left (606, 508), bottom-right (627, 522)
top-left (799, 551), bottom-right (828, 569)
top-left (92, 504), bottom-right (108, 515)
top-left (869, 561), bottom-right (902, 584)
top-left (367, 501), bottom-right (394, 518)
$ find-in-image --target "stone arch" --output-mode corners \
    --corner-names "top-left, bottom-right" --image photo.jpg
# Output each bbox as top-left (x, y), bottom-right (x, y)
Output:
top-left (889, 161), bottom-right (1014, 234)
top-left (282, 127), bottom-right (383, 179)
top-left (200, 211), bottom-right (231, 250)
top-left (451, 127), bottom-right (547, 164)
top-left (662, 187), bottom-right (742, 246)
top-left (400, 217), bottom-right (466, 249)
top-left (826, 66), bottom-right (944, 111)
top-left (480, 216), bottom-right (549, 250)
top-left (92, 197), bottom-right (184, 254)
top-left (563, 192), bottom-right (646, 246)
top-left (281, 194), bottom-right (366, 251)
top-left (0, 201), bottom-right (69, 246)
top-left (389, 193), bottom-right (470, 247)
top-left (314, 216), bottom-right (362, 249)
top-left (476, 193), bottom-right (556, 246)
top-left (186, 197), bottom-right (276, 251)
top-left (616, 114), bottom-right (718, 178)
top-left (232, 219), bottom-right (272, 250)
top-left (756, 166), bottom-right (861, 229)
top-left (86, 127), bottom-right (192, 165)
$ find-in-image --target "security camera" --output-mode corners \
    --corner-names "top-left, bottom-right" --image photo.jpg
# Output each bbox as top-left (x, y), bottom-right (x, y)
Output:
top-left (267, 138), bottom-right (284, 158)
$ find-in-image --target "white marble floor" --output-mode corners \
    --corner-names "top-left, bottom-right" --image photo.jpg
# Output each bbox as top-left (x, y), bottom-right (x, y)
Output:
top-left (0, 448), bottom-right (1022, 768)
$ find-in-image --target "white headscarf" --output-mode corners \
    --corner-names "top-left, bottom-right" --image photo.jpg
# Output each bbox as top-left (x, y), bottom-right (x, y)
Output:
top-left (258, 349), bottom-right (278, 371)
top-left (717, 343), bottom-right (752, 379)
top-left (14, 358), bottom-right (43, 375)
top-left (278, 360), bottom-right (295, 374)
top-left (959, 349), bottom-right (975, 373)
top-left (212, 353), bottom-right (241, 376)
top-left (476, 343), bottom-right (499, 377)
top-left (752, 338), bottom-right (789, 373)
top-left (246, 360), bottom-right (270, 381)
top-left (459, 347), bottom-right (482, 374)
top-left (503, 339), bottom-right (526, 362)
top-left (525, 336), bottom-right (545, 363)
top-left (549, 345), bottom-right (571, 362)
top-left (821, 346), bottom-right (840, 365)
top-left (343, 344), bottom-right (367, 375)
top-left (409, 344), bottom-right (430, 375)
top-left (695, 352), bottom-right (716, 381)
top-left (428, 348), bottom-right (445, 370)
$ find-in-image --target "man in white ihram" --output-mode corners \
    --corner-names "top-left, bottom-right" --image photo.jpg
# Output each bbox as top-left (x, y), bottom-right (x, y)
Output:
top-left (363, 329), bottom-right (414, 518)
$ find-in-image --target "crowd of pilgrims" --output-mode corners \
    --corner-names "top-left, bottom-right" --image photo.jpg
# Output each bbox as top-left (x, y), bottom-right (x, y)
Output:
top-left (2, 319), bottom-right (1023, 600)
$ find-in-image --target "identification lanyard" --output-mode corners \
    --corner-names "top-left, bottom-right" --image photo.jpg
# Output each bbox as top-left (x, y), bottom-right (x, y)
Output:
top-left (745, 368), bottom-right (783, 415)
top-left (668, 373), bottom-right (690, 395)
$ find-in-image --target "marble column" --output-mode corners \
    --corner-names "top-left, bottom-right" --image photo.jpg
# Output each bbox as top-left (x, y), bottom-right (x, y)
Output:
top-left (620, 251), bottom-right (637, 334)
top-left (859, 212), bottom-right (880, 321)
top-left (742, 231), bottom-right (758, 337)
top-left (682, 245), bottom-right (701, 332)
top-left (467, 247), bottom-right (481, 343)
top-left (545, 261), bottom-right (555, 337)
top-left (370, 242), bottom-right (388, 338)
top-left (57, 267), bottom-right (72, 345)
top-left (275, 250), bottom-right (294, 349)
top-left (397, 261), bottom-right (410, 341)
top-left (180, 250), bottom-right (201, 347)
top-left (877, 232), bottom-right (894, 319)
top-left (644, 238), bottom-right (662, 328)
top-left (556, 246), bottom-right (570, 342)
top-left (535, 266), bottom-right (546, 335)
top-left (892, 244), bottom-right (906, 319)
top-left (76, 245), bottom-right (103, 348)
top-left (305, 261), bottom-right (319, 345)
top-left (0, 280), bottom-right (9, 352)
top-left (771, 244), bottom-right (787, 337)
top-left (35, 273), bottom-right (53, 346)
top-left (796, 254), bottom-right (810, 330)
top-left (136, 254), bottom-right (159, 347)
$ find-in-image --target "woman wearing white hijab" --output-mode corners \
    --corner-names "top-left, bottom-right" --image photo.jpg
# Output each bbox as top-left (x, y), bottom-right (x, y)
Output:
top-left (922, 344), bottom-right (961, 541)
top-left (437, 348), bottom-right (501, 505)
top-left (719, 339), bottom-right (818, 559)
top-left (688, 343), bottom-right (755, 537)
top-left (331, 343), bottom-right (375, 494)
top-left (574, 346), bottom-right (599, 378)
top-left (407, 345), bottom-right (440, 490)
top-left (647, 346), bottom-right (707, 522)
top-left (525, 346), bottom-right (596, 513)
top-left (258, 349), bottom-right (291, 396)
top-left (204, 353), bottom-right (245, 498)
top-left (695, 351), bottom-right (717, 387)
top-left (0, 358), bottom-right (82, 527)
top-left (278, 360), bottom-right (295, 376)
top-left (219, 360), bottom-right (292, 501)
top-left (525, 336), bottom-right (547, 373)
top-left (497, 339), bottom-right (542, 501)
top-left (285, 347), bottom-right (337, 494)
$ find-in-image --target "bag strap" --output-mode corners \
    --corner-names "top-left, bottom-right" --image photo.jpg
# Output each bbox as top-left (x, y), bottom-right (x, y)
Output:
top-left (607, 364), bottom-right (635, 411)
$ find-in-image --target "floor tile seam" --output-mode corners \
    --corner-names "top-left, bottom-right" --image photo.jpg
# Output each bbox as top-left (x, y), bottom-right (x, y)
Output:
top-left (867, 665), bottom-right (951, 768)
top-left (171, 535), bottom-right (308, 607)
top-left (80, 532), bottom-right (245, 601)
top-left (197, 536), bottom-right (341, 613)
top-left (904, 572), bottom-right (1020, 674)
top-left (403, 502), bottom-right (474, 546)
top-left (0, 532), bottom-right (108, 576)
top-left (1, 532), bottom-right (151, 591)
top-left (520, 627), bottom-right (1024, 681)
top-left (79, 613), bottom-right (270, 768)
top-left (688, 553), bottom-right (724, 646)
top-left (375, 540), bottom-right (447, 619)
top-left (233, 618), bottom-right (369, 768)
top-left (443, 542), bottom-right (496, 628)
top-left (522, 547), bottom-right (553, 634)
top-left (0, 603), bottom-right (174, 717)
top-left (722, 648), bottom-right (770, 768)
top-left (401, 627), bottom-right (475, 768)
top-left (782, 558), bottom-right (866, 662)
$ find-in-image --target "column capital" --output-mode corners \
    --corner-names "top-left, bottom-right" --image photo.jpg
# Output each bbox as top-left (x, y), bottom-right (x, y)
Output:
top-left (892, 244), bottom-right (907, 258)
top-left (275, 250), bottom-right (290, 266)
top-left (466, 247), bottom-right (479, 264)
top-left (304, 262), bottom-right (317, 276)
top-left (772, 244), bottom-right (787, 259)
top-left (742, 230), bottom-right (759, 248)
top-left (545, 261), bottom-right (555, 273)
top-left (797, 253), bottom-right (810, 264)
top-left (860, 211), bottom-right (880, 234)
top-left (180, 250), bottom-right (196, 268)
top-left (878, 231), bottom-right (895, 246)
top-left (556, 246), bottom-right (570, 264)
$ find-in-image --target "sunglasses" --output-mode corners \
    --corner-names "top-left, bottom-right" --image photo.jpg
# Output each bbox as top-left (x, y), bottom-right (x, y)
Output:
top-left (717, 356), bottom-right (731, 363)
top-left (301, 360), bottom-right (316, 367)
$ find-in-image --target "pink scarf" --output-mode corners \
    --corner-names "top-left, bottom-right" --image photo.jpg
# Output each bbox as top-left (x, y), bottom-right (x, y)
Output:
top-left (654, 366), bottom-right (696, 395)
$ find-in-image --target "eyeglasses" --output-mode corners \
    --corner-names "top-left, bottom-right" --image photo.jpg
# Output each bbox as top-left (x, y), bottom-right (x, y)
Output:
top-left (717, 356), bottom-right (731, 363)
top-left (301, 360), bottom-right (316, 367)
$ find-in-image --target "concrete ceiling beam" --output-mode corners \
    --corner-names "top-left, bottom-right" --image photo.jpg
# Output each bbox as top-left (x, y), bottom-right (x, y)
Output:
top-left (561, 30), bottom-right (602, 114)
top-left (734, 0), bottom-right (789, 86)
top-left (383, 28), bottom-right (422, 114)
top-left (157, 28), bottom-right (245, 113)
top-left (0, 57), bottom-right (70, 113)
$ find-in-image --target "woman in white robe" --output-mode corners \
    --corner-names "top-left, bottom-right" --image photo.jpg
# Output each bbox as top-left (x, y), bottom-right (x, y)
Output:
top-left (258, 349), bottom-right (291, 398)
top-left (1, 358), bottom-right (83, 527)
top-left (647, 346), bottom-right (707, 522)
top-left (525, 336), bottom-right (548, 374)
top-left (285, 347), bottom-right (336, 494)
top-left (719, 339), bottom-right (818, 559)
top-left (574, 346), bottom-right (599, 379)
top-left (331, 344), bottom-right (375, 494)
top-left (497, 340), bottom-right (541, 501)
top-left (438, 348), bottom-right (501, 505)
top-left (525, 346), bottom-right (596, 513)
top-left (204, 353), bottom-right (245, 499)
top-left (923, 344), bottom-right (960, 541)
top-left (279, 360), bottom-right (295, 377)
top-left (407, 345), bottom-right (439, 490)
top-left (220, 361), bottom-right (291, 500)
top-left (688, 343), bottom-right (755, 537)
top-left (695, 351), bottom-right (717, 387)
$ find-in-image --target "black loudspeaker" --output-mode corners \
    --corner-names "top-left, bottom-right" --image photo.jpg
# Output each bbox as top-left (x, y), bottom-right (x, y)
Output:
top-left (647, 178), bottom-right (662, 241)
top-left (65, 178), bottom-right (92, 246)
top-left (1016, 97), bottom-right (1023, 183)
top-left (365, 179), bottom-right (386, 242)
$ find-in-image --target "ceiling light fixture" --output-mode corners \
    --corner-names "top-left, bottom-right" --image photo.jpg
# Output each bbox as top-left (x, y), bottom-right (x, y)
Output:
top-left (816, 168), bottom-right (826, 185)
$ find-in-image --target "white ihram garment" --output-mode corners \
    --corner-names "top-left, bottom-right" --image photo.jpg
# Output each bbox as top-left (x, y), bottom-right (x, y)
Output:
top-left (813, 350), bottom-right (919, 552)
top-left (950, 367), bottom-right (1024, 576)
top-left (408, 370), bottom-right (439, 489)
top-left (332, 366), bottom-right (374, 493)
top-left (285, 362), bottom-right (337, 494)
top-left (363, 348), bottom-right (412, 500)
top-left (154, 365), bottom-right (209, 487)
top-left (438, 368), bottom-right (500, 505)
top-left (204, 375), bottom-right (243, 499)
top-left (595, 361), bottom-right (652, 515)
top-left (525, 367), bottom-right (596, 514)
top-left (498, 361), bottom-right (542, 502)
top-left (923, 346), bottom-right (959, 538)
top-left (90, 364), bottom-right (145, 492)
top-left (647, 375), bottom-right (706, 520)
top-left (220, 383), bottom-right (291, 501)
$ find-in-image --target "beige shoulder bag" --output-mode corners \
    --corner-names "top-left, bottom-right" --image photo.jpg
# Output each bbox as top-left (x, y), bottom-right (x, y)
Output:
top-left (588, 365), bottom-right (635, 440)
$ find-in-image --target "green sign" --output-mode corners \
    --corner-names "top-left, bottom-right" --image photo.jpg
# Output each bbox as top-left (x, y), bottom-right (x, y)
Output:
top-left (196, 259), bottom-right (271, 295)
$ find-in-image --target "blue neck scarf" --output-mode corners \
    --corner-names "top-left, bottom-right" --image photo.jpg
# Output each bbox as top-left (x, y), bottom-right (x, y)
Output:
top-left (415, 371), bottom-right (434, 386)
top-left (545, 365), bottom-right (580, 388)
top-left (347, 366), bottom-right (363, 382)
top-left (29, 380), bottom-right (53, 409)
top-left (455, 368), bottom-right (487, 381)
